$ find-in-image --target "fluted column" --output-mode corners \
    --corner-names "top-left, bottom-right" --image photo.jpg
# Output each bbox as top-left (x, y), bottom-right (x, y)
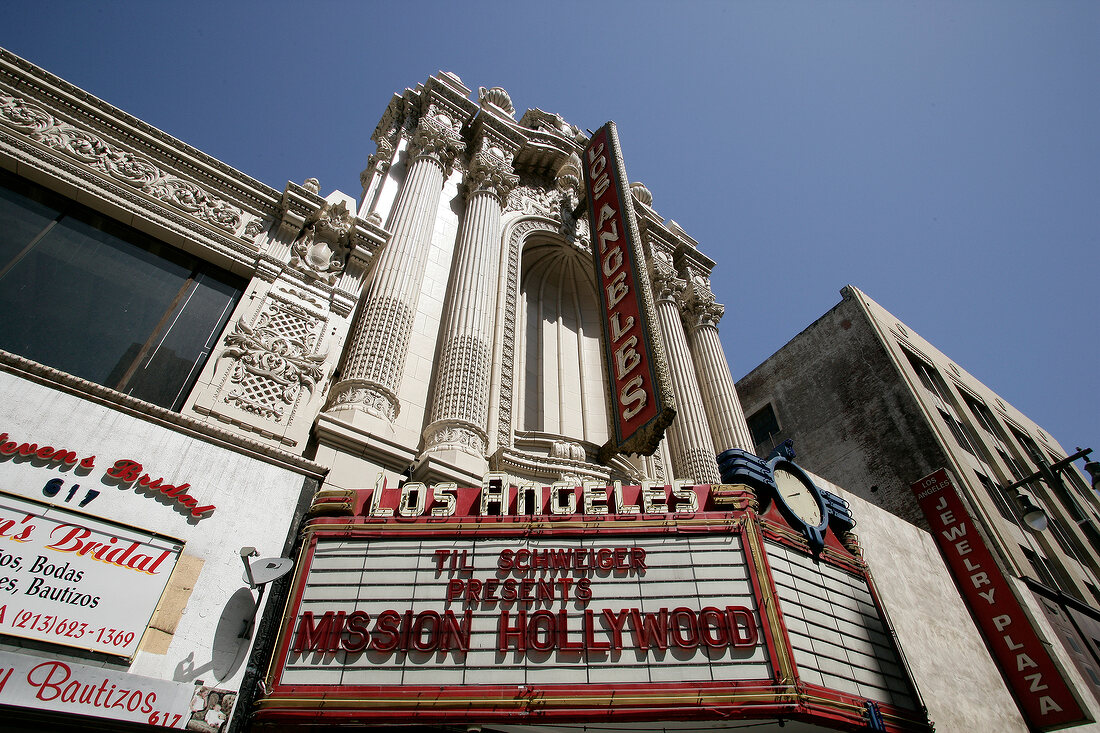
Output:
top-left (423, 140), bottom-right (518, 458)
top-left (682, 281), bottom-right (754, 453)
top-left (650, 258), bottom-right (721, 483)
top-left (328, 113), bottom-right (465, 421)
top-left (358, 138), bottom-right (393, 219)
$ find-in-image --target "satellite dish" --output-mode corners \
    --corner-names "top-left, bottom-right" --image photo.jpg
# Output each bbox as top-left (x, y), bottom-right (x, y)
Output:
top-left (244, 557), bottom-right (294, 586)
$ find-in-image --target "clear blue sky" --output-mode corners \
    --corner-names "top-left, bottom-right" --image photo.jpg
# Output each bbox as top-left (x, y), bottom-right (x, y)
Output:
top-left (2, 1), bottom-right (1097, 467)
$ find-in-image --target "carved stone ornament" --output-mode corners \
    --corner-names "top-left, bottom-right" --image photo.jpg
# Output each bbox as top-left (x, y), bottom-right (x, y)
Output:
top-left (550, 440), bottom-right (586, 462)
top-left (363, 138), bottom-right (396, 189)
top-left (328, 380), bottom-right (399, 423)
top-left (504, 181), bottom-right (588, 245)
top-left (630, 181), bottom-right (653, 206)
top-left (221, 305), bottom-right (327, 422)
top-left (648, 254), bottom-right (685, 303)
top-left (244, 218), bottom-right (266, 240)
top-left (410, 112), bottom-right (466, 175)
top-left (505, 184), bottom-right (562, 218)
top-left (289, 200), bottom-right (354, 284)
top-left (467, 143), bottom-right (519, 201)
top-left (302, 177), bottom-right (321, 195)
top-left (681, 275), bottom-right (725, 331)
top-left (425, 419), bottom-right (489, 458)
top-left (0, 92), bottom-right (244, 234)
top-left (555, 153), bottom-right (582, 196)
top-left (478, 86), bottom-right (515, 117)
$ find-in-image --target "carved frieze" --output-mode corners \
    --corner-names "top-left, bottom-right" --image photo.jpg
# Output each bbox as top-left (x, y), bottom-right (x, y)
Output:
top-left (0, 92), bottom-right (245, 235)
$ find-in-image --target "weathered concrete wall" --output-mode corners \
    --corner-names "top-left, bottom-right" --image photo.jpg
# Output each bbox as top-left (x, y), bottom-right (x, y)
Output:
top-left (737, 289), bottom-right (948, 528)
top-left (819, 475), bottom-right (1030, 732)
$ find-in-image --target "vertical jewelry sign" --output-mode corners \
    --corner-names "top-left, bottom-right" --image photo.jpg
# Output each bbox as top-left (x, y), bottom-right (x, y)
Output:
top-left (583, 122), bottom-right (675, 459)
top-left (911, 468), bottom-right (1086, 730)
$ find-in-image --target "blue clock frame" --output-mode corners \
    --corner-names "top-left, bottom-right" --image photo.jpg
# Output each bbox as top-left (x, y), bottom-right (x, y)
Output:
top-left (716, 445), bottom-right (855, 555)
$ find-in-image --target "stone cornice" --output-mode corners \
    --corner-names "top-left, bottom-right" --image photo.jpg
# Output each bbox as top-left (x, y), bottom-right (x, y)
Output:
top-left (0, 48), bottom-right (279, 215)
top-left (675, 242), bottom-right (716, 275)
top-left (470, 106), bottom-right (528, 157)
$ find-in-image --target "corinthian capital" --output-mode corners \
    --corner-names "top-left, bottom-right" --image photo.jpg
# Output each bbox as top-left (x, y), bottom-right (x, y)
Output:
top-left (467, 145), bottom-right (519, 202)
top-left (680, 275), bottom-right (725, 331)
top-left (682, 294), bottom-right (725, 332)
top-left (410, 113), bottom-right (466, 175)
top-left (649, 255), bottom-right (686, 303)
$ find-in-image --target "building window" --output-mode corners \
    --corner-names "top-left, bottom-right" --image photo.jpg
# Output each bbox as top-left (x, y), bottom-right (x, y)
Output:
top-left (747, 403), bottom-right (782, 450)
top-left (1008, 425), bottom-right (1047, 470)
top-left (964, 396), bottom-right (1008, 446)
top-left (1022, 546), bottom-right (1061, 590)
top-left (1085, 583), bottom-right (1100, 609)
top-left (902, 348), bottom-right (951, 405)
top-left (939, 408), bottom-right (977, 456)
top-left (998, 447), bottom-right (1028, 482)
top-left (1048, 517), bottom-right (1080, 560)
top-left (975, 471), bottom-right (1018, 525)
top-left (0, 173), bottom-right (243, 411)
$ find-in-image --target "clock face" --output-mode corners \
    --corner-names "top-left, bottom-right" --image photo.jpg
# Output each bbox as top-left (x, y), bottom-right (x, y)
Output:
top-left (773, 467), bottom-right (822, 527)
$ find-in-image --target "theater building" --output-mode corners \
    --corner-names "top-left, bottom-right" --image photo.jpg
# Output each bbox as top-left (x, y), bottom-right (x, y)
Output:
top-left (0, 47), bottom-right (1094, 731)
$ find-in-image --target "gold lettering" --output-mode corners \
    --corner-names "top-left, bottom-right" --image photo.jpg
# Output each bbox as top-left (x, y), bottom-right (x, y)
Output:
top-left (610, 312), bottom-right (635, 341)
top-left (615, 336), bottom-right (641, 379)
top-left (620, 375), bottom-right (647, 420)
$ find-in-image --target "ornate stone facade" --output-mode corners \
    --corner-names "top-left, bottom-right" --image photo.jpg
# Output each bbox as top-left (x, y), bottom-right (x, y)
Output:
top-left (0, 49), bottom-right (753, 495)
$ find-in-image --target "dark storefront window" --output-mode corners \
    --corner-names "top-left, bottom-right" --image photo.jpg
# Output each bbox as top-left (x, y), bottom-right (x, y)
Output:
top-left (0, 173), bottom-right (243, 411)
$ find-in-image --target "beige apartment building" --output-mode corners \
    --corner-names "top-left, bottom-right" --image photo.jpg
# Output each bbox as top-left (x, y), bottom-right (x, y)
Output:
top-left (738, 284), bottom-right (1100, 711)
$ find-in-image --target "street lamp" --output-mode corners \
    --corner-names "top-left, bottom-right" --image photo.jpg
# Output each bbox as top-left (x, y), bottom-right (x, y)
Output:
top-left (1002, 447), bottom-right (1093, 533)
top-left (1084, 458), bottom-right (1100, 492)
top-left (1015, 494), bottom-right (1049, 532)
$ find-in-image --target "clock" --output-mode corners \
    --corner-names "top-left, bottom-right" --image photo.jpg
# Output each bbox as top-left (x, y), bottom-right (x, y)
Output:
top-left (773, 465), bottom-right (822, 526)
top-left (767, 459), bottom-right (829, 554)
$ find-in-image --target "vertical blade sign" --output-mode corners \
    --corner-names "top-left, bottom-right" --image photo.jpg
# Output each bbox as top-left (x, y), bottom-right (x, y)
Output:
top-left (911, 469), bottom-right (1087, 729)
top-left (583, 122), bottom-right (675, 458)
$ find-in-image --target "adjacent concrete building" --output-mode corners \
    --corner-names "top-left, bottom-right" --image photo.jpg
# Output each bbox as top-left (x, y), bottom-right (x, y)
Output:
top-left (738, 284), bottom-right (1100, 718)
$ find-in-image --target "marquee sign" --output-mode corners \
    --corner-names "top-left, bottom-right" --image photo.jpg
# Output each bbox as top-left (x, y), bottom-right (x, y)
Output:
top-left (284, 533), bottom-right (764, 684)
top-left (583, 122), bottom-right (675, 458)
top-left (256, 478), bottom-right (933, 731)
top-left (911, 469), bottom-right (1087, 730)
top-left (0, 491), bottom-right (181, 658)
